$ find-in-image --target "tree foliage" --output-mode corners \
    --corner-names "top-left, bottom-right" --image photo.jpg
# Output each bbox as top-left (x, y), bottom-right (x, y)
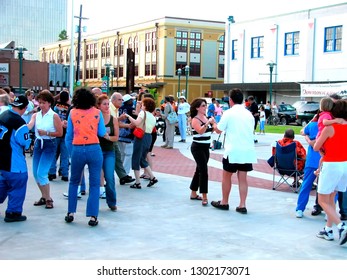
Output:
top-left (58, 30), bottom-right (68, 41)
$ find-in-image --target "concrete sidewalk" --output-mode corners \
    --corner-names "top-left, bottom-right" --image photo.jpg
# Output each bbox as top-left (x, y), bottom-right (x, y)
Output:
top-left (0, 133), bottom-right (346, 260)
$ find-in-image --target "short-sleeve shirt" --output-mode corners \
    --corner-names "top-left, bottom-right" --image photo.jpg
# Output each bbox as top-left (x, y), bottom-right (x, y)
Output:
top-left (217, 104), bottom-right (257, 164)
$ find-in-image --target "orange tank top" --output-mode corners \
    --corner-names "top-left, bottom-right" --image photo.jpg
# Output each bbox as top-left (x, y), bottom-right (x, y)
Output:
top-left (323, 123), bottom-right (347, 162)
top-left (70, 107), bottom-right (101, 145)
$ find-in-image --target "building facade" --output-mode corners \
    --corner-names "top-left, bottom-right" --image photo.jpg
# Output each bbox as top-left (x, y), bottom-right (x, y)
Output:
top-left (212, 3), bottom-right (347, 104)
top-left (40, 17), bottom-right (225, 102)
top-left (0, 0), bottom-right (67, 61)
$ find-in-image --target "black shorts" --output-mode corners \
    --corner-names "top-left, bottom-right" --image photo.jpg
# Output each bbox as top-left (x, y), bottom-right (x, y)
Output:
top-left (222, 157), bottom-right (253, 173)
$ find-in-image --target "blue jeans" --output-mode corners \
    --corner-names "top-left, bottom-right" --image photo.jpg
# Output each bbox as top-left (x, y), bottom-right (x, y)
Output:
top-left (178, 114), bottom-right (187, 140)
top-left (49, 137), bottom-right (69, 177)
top-left (0, 170), bottom-right (28, 213)
top-left (296, 167), bottom-right (316, 211)
top-left (338, 191), bottom-right (347, 215)
top-left (33, 139), bottom-right (57, 185)
top-left (102, 150), bottom-right (117, 207)
top-left (68, 144), bottom-right (103, 217)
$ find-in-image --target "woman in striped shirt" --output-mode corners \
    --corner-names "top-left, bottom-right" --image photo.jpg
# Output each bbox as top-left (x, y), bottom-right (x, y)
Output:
top-left (189, 98), bottom-right (215, 206)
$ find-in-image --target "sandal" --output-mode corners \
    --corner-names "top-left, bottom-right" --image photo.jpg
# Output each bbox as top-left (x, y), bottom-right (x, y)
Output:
top-left (88, 216), bottom-right (98, 227)
top-left (202, 199), bottom-right (208, 206)
top-left (147, 177), bottom-right (158, 187)
top-left (45, 199), bottom-right (54, 209)
top-left (34, 197), bottom-right (46, 206)
top-left (65, 213), bottom-right (74, 223)
top-left (130, 183), bottom-right (142, 189)
top-left (140, 174), bottom-right (150, 180)
top-left (190, 195), bottom-right (202, 200)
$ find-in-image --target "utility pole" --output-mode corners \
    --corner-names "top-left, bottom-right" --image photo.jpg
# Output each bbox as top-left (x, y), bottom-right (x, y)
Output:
top-left (74, 5), bottom-right (88, 84)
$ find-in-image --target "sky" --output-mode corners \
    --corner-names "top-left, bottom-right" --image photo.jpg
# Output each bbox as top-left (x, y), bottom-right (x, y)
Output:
top-left (68, 0), bottom-right (346, 35)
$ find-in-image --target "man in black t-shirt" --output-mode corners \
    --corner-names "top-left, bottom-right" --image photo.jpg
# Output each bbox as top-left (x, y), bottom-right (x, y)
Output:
top-left (248, 96), bottom-right (259, 143)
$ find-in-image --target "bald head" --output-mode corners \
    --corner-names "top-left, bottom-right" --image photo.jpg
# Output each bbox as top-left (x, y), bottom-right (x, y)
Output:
top-left (92, 87), bottom-right (102, 97)
top-left (110, 92), bottom-right (123, 108)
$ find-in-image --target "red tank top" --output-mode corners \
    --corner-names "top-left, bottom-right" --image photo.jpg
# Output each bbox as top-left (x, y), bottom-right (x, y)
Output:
top-left (323, 123), bottom-right (347, 162)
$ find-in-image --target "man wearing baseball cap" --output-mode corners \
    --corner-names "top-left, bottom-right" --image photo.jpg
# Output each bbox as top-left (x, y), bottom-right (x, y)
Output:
top-left (0, 95), bottom-right (31, 222)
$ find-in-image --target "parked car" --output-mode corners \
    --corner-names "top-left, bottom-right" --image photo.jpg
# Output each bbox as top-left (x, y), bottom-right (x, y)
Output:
top-left (295, 101), bottom-right (320, 126)
top-left (277, 104), bottom-right (297, 125)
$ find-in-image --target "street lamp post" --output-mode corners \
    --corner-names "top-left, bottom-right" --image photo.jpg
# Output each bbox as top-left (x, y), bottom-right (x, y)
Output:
top-left (177, 68), bottom-right (182, 96)
top-left (63, 65), bottom-right (69, 87)
top-left (267, 62), bottom-right (277, 105)
top-left (185, 65), bottom-right (190, 100)
top-left (15, 46), bottom-right (27, 95)
top-left (110, 68), bottom-right (114, 94)
top-left (105, 63), bottom-right (112, 95)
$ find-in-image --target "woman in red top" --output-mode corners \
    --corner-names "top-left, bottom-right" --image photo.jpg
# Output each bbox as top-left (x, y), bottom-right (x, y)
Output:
top-left (314, 99), bottom-right (347, 245)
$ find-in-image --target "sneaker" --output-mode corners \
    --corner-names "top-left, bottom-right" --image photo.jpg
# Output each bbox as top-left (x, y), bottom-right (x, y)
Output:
top-left (63, 192), bottom-right (82, 199)
top-left (311, 207), bottom-right (322, 216)
top-left (4, 212), bottom-right (27, 223)
top-left (296, 210), bottom-right (303, 218)
top-left (339, 224), bottom-right (347, 245)
top-left (100, 191), bottom-right (106, 199)
top-left (340, 214), bottom-right (347, 221)
top-left (316, 228), bottom-right (334, 241)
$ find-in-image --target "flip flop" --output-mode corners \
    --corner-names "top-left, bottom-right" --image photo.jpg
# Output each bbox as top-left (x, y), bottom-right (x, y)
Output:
top-left (190, 195), bottom-right (202, 200)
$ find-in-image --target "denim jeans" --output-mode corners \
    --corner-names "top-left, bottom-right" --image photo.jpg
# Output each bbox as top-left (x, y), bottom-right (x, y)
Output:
top-left (32, 139), bottom-right (57, 186)
top-left (132, 133), bottom-right (151, 170)
top-left (0, 170), bottom-right (28, 213)
top-left (68, 144), bottom-right (103, 217)
top-left (102, 150), bottom-right (117, 207)
top-left (49, 137), bottom-right (69, 177)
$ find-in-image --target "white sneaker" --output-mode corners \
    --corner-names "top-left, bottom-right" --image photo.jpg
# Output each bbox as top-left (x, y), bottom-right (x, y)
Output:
top-left (296, 210), bottom-right (303, 218)
top-left (99, 186), bottom-right (106, 199)
top-left (63, 192), bottom-right (82, 199)
top-left (316, 228), bottom-right (334, 241)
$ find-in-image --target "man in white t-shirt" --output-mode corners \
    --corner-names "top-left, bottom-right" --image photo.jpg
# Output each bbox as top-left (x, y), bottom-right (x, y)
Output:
top-left (211, 88), bottom-right (257, 214)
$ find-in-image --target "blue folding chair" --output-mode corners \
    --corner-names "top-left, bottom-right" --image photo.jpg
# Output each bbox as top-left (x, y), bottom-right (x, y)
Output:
top-left (272, 141), bottom-right (303, 193)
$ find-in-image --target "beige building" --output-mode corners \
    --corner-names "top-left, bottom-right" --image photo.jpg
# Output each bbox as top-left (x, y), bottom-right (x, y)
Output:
top-left (39, 17), bottom-right (225, 102)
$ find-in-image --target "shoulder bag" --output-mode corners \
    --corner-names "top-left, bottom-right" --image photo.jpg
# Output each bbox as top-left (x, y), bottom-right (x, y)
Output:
top-left (167, 104), bottom-right (178, 124)
top-left (133, 111), bottom-right (146, 139)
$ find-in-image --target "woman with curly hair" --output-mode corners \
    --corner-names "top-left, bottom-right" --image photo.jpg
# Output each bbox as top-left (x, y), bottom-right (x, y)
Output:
top-left (64, 87), bottom-right (108, 227)
top-left (124, 97), bottom-right (158, 189)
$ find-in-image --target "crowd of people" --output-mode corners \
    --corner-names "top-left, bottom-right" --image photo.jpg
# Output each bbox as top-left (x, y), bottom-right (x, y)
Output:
top-left (0, 86), bottom-right (346, 246)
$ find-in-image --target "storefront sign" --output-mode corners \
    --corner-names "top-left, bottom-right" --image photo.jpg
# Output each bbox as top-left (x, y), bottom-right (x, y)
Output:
top-left (0, 63), bottom-right (9, 73)
top-left (300, 82), bottom-right (347, 97)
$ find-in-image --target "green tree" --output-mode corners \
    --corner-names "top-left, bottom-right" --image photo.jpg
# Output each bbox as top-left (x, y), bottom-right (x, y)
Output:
top-left (58, 30), bottom-right (68, 41)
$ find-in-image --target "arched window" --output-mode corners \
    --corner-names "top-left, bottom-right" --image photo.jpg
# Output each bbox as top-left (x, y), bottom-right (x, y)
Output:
top-left (134, 36), bottom-right (139, 54)
top-left (128, 37), bottom-right (133, 50)
top-left (106, 41), bottom-right (110, 57)
top-left (65, 49), bottom-right (70, 62)
top-left (101, 42), bottom-right (106, 58)
top-left (119, 39), bottom-right (124, 56)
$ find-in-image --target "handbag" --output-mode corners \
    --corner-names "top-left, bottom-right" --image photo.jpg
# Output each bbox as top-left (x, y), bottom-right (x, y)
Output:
top-left (133, 111), bottom-right (146, 139)
top-left (167, 104), bottom-right (178, 124)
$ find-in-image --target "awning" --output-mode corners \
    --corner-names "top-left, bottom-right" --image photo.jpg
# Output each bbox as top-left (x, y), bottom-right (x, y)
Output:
top-left (211, 82), bottom-right (300, 92)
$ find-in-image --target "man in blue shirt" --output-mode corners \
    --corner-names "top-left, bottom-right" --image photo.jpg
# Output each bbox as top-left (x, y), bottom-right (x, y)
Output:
top-left (0, 95), bottom-right (31, 222)
top-left (207, 98), bottom-right (216, 118)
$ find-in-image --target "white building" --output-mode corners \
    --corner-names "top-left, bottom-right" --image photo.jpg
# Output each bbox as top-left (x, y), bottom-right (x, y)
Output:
top-left (212, 3), bottom-right (347, 104)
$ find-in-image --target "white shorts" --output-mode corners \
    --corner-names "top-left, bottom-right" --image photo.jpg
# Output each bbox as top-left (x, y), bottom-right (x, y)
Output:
top-left (318, 161), bottom-right (347, 194)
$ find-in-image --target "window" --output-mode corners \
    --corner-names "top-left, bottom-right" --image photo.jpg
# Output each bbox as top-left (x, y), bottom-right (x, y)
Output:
top-left (119, 39), bottom-right (124, 56)
top-left (101, 42), bottom-right (106, 58)
top-left (128, 37), bottom-right (133, 50)
top-left (232, 39), bottom-right (237, 60)
top-left (86, 44), bottom-right (90, 60)
top-left (151, 63), bottom-right (156, 76)
top-left (90, 44), bottom-right (94, 59)
top-left (114, 40), bottom-right (118, 56)
top-left (119, 66), bottom-right (124, 77)
top-left (134, 36), bottom-right (139, 54)
top-left (145, 33), bottom-right (151, 52)
top-left (285, 31), bottom-right (299, 55)
top-left (94, 43), bottom-right (98, 59)
top-left (189, 63), bottom-right (200, 77)
top-left (190, 32), bottom-right (201, 53)
top-left (145, 64), bottom-right (151, 76)
top-left (152, 31), bottom-right (156, 52)
top-left (65, 49), bottom-right (70, 62)
top-left (325, 25), bottom-right (342, 52)
top-left (251, 36), bottom-right (264, 58)
top-left (218, 35), bottom-right (225, 55)
top-left (106, 41), bottom-right (110, 57)
top-left (176, 31), bottom-right (188, 52)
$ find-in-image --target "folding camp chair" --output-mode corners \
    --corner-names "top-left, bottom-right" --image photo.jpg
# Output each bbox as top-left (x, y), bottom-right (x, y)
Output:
top-left (272, 141), bottom-right (303, 193)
